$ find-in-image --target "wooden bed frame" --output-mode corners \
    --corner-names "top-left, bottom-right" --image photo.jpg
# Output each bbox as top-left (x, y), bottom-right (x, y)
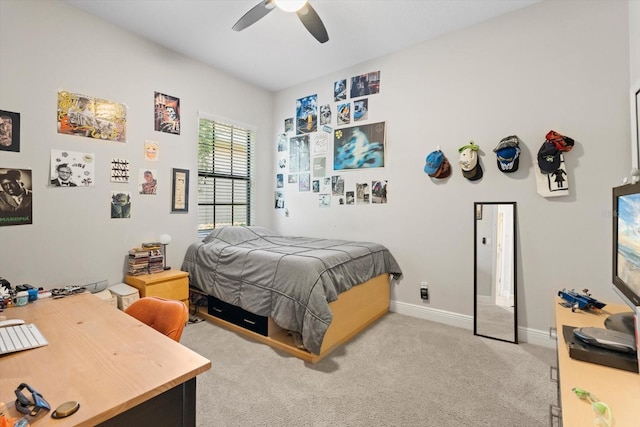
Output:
top-left (196, 273), bottom-right (391, 363)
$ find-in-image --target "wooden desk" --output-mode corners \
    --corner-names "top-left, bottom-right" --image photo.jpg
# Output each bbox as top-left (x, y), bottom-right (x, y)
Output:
top-left (0, 293), bottom-right (211, 426)
top-left (555, 297), bottom-right (640, 427)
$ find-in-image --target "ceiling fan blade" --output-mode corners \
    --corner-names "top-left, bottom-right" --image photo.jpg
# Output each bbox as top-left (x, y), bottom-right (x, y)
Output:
top-left (296, 2), bottom-right (329, 43)
top-left (232, 0), bottom-right (276, 32)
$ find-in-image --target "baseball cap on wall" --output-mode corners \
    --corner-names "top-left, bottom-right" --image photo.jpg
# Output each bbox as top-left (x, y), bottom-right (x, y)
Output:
top-left (537, 141), bottom-right (560, 173)
top-left (546, 130), bottom-right (574, 152)
top-left (429, 156), bottom-right (451, 179)
top-left (458, 142), bottom-right (482, 181)
top-left (424, 150), bottom-right (444, 175)
top-left (494, 135), bottom-right (521, 173)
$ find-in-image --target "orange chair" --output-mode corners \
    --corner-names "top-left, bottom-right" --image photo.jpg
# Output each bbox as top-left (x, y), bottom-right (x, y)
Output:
top-left (124, 297), bottom-right (188, 342)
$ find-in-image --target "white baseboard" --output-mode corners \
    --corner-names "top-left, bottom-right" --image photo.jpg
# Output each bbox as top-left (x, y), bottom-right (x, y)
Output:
top-left (390, 301), bottom-right (555, 349)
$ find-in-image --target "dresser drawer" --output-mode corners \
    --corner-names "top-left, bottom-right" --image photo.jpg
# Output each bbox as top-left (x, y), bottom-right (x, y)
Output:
top-left (207, 295), bottom-right (268, 336)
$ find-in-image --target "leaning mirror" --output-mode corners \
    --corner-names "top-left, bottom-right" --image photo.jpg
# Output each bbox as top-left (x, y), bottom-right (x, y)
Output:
top-left (474, 202), bottom-right (518, 343)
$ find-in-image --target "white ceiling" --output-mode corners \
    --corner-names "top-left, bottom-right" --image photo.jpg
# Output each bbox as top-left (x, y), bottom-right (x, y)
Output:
top-left (63, 0), bottom-right (541, 92)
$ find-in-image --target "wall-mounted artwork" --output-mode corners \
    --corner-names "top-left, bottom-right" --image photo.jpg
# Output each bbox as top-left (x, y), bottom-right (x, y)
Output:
top-left (350, 71), bottom-right (380, 98)
top-left (277, 134), bottom-right (287, 152)
top-left (274, 191), bottom-right (284, 209)
top-left (145, 140), bottom-right (159, 161)
top-left (110, 158), bottom-right (130, 183)
top-left (50, 150), bottom-right (95, 187)
top-left (154, 92), bottom-right (180, 135)
top-left (334, 79), bottom-right (347, 101)
top-left (320, 104), bottom-right (331, 125)
top-left (284, 118), bottom-right (293, 132)
top-left (296, 94), bottom-right (317, 135)
top-left (312, 180), bottom-right (320, 193)
top-left (312, 133), bottom-right (328, 155)
top-left (372, 180), bottom-right (388, 204)
top-left (299, 173), bottom-right (310, 192)
top-left (356, 182), bottom-right (370, 204)
top-left (346, 191), bottom-right (355, 205)
top-left (313, 157), bottom-right (326, 177)
top-left (111, 191), bottom-right (131, 218)
top-left (139, 168), bottom-right (158, 195)
top-left (331, 175), bottom-right (344, 195)
top-left (334, 121), bottom-right (386, 170)
top-left (289, 135), bottom-right (310, 173)
top-left (354, 99), bottom-right (368, 122)
top-left (57, 91), bottom-right (126, 142)
top-left (319, 194), bottom-right (330, 208)
top-left (337, 103), bottom-right (350, 125)
top-left (0, 110), bottom-right (20, 152)
top-left (0, 168), bottom-right (32, 226)
top-left (171, 168), bottom-right (189, 213)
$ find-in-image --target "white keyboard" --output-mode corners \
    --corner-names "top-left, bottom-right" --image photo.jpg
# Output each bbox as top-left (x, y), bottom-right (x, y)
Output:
top-left (0, 324), bottom-right (48, 355)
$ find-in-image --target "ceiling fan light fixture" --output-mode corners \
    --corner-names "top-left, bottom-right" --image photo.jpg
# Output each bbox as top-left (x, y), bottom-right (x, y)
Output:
top-left (274, 0), bottom-right (308, 13)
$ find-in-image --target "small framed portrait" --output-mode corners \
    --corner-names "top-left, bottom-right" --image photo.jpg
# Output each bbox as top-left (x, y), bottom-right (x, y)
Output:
top-left (0, 110), bottom-right (20, 152)
top-left (171, 168), bottom-right (189, 213)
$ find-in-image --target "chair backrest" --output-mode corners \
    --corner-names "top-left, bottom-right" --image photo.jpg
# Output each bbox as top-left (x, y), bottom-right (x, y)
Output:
top-left (124, 296), bottom-right (188, 342)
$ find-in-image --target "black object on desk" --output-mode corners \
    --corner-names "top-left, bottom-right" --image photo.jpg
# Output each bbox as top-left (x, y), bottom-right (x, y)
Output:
top-left (562, 325), bottom-right (639, 373)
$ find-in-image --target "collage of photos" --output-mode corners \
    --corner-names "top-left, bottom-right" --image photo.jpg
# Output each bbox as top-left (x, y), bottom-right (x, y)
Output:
top-left (2, 89), bottom-right (182, 226)
top-left (275, 70), bottom-right (386, 211)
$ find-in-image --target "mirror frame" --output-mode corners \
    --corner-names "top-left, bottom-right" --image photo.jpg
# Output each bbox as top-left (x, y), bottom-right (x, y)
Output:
top-left (473, 202), bottom-right (518, 344)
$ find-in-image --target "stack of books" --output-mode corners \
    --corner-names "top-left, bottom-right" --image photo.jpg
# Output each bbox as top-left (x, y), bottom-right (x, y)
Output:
top-left (148, 249), bottom-right (164, 274)
top-left (127, 247), bottom-right (150, 276)
top-left (142, 242), bottom-right (163, 274)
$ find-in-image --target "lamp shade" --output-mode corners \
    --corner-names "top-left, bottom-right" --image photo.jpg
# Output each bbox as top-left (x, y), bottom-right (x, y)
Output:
top-left (159, 234), bottom-right (172, 245)
top-left (274, 0), bottom-right (307, 12)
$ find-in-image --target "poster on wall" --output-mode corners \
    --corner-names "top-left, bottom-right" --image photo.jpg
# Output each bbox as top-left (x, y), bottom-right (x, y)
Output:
top-left (110, 158), bottom-right (130, 183)
top-left (334, 122), bottom-right (386, 170)
top-left (354, 99), bottom-right (368, 122)
top-left (138, 168), bottom-right (158, 195)
top-left (50, 150), bottom-right (96, 187)
top-left (145, 140), bottom-right (160, 161)
top-left (337, 103), bottom-right (350, 125)
top-left (57, 91), bottom-right (126, 142)
top-left (296, 94), bottom-right (317, 135)
top-left (154, 92), bottom-right (181, 135)
top-left (334, 79), bottom-right (347, 101)
top-left (320, 105), bottom-right (331, 125)
top-left (0, 168), bottom-right (32, 226)
top-left (0, 110), bottom-right (20, 152)
top-left (289, 135), bottom-right (310, 173)
top-left (350, 71), bottom-right (380, 98)
top-left (356, 182), bottom-right (370, 204)
top-left (372, 180), bottom-right (388, 203)
top-left (111, 191), bottom-right (131, 218)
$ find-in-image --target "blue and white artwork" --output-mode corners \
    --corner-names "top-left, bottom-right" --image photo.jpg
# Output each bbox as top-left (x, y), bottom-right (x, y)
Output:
top-left (333, 122), bottom-right (385, 170)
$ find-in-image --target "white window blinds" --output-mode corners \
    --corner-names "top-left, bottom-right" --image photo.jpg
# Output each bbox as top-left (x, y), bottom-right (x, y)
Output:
top-left (198, 115), bottom-right (254, 235)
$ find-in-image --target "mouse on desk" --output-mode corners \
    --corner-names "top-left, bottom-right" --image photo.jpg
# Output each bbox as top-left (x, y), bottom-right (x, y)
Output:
top-left (0, 318), bottom-right (25, 328)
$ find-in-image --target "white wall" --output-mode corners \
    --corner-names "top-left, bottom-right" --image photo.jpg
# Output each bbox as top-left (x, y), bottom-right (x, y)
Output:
top-left (631, 0), bottom-right (640, 83)
top-left (0, 0), bottom-right (274, 287)
top-left (272, 0), bottom-right (631, 340)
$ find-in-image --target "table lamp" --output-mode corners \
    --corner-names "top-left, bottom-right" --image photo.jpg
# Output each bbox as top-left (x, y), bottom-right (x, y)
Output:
top-left (159, 234), bottom-right (172, 270)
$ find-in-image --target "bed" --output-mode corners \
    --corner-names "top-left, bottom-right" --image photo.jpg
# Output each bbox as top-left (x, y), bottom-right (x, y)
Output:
top-left (181, 226), bottom-right (402, 362)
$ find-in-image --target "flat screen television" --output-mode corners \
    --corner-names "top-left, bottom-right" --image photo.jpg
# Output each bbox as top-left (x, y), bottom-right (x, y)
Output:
top-left (610, 182), bottom-right (640, 337)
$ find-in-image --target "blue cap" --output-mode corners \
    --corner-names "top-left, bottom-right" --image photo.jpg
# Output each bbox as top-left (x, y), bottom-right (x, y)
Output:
top-left (424, 151), bottom-right (444, 175)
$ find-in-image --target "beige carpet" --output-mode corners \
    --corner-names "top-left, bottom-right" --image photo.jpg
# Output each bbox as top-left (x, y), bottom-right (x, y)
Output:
top-left (181, 312), bottom-right (557, 427)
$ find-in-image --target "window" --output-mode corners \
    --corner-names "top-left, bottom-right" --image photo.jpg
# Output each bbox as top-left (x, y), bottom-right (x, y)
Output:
top-left (198, 114), bottom-right (254, 236)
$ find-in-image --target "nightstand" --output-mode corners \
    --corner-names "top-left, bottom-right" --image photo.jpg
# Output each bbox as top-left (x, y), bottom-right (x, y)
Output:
top-left (124, 269), bottom-right (189, 307)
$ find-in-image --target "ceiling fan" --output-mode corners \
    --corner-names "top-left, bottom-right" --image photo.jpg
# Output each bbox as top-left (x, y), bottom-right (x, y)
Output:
top-left (232, 0), bottom-right (329, 44)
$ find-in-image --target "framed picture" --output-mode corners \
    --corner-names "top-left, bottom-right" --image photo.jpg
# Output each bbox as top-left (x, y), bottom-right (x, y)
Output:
top-left (631, 79), bottom-right (640, 170)
top-left (333, 121), bottom-right (385, 170)
top-left (0, 110), bottom-right (20, 152)
top-left (171, 168), bottom-right (189, 213)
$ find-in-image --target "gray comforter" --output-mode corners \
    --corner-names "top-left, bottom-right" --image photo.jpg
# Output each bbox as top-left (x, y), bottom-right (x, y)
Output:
top-left (181, 226), bottom-right (402, 354)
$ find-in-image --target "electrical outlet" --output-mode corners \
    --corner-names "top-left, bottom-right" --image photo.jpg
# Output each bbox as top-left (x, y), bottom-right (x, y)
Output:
top-left (420, 282), bottom-right (429, 300)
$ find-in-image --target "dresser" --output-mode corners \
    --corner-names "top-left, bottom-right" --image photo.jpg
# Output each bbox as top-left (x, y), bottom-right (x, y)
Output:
top-left (125, 269), bottom-right (189, 307)
top-left (553, 297), bottom-right (639, 426)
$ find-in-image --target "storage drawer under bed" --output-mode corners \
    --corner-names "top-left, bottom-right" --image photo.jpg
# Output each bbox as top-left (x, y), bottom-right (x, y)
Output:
top-left (207, 295), bottom-right (269, 336)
